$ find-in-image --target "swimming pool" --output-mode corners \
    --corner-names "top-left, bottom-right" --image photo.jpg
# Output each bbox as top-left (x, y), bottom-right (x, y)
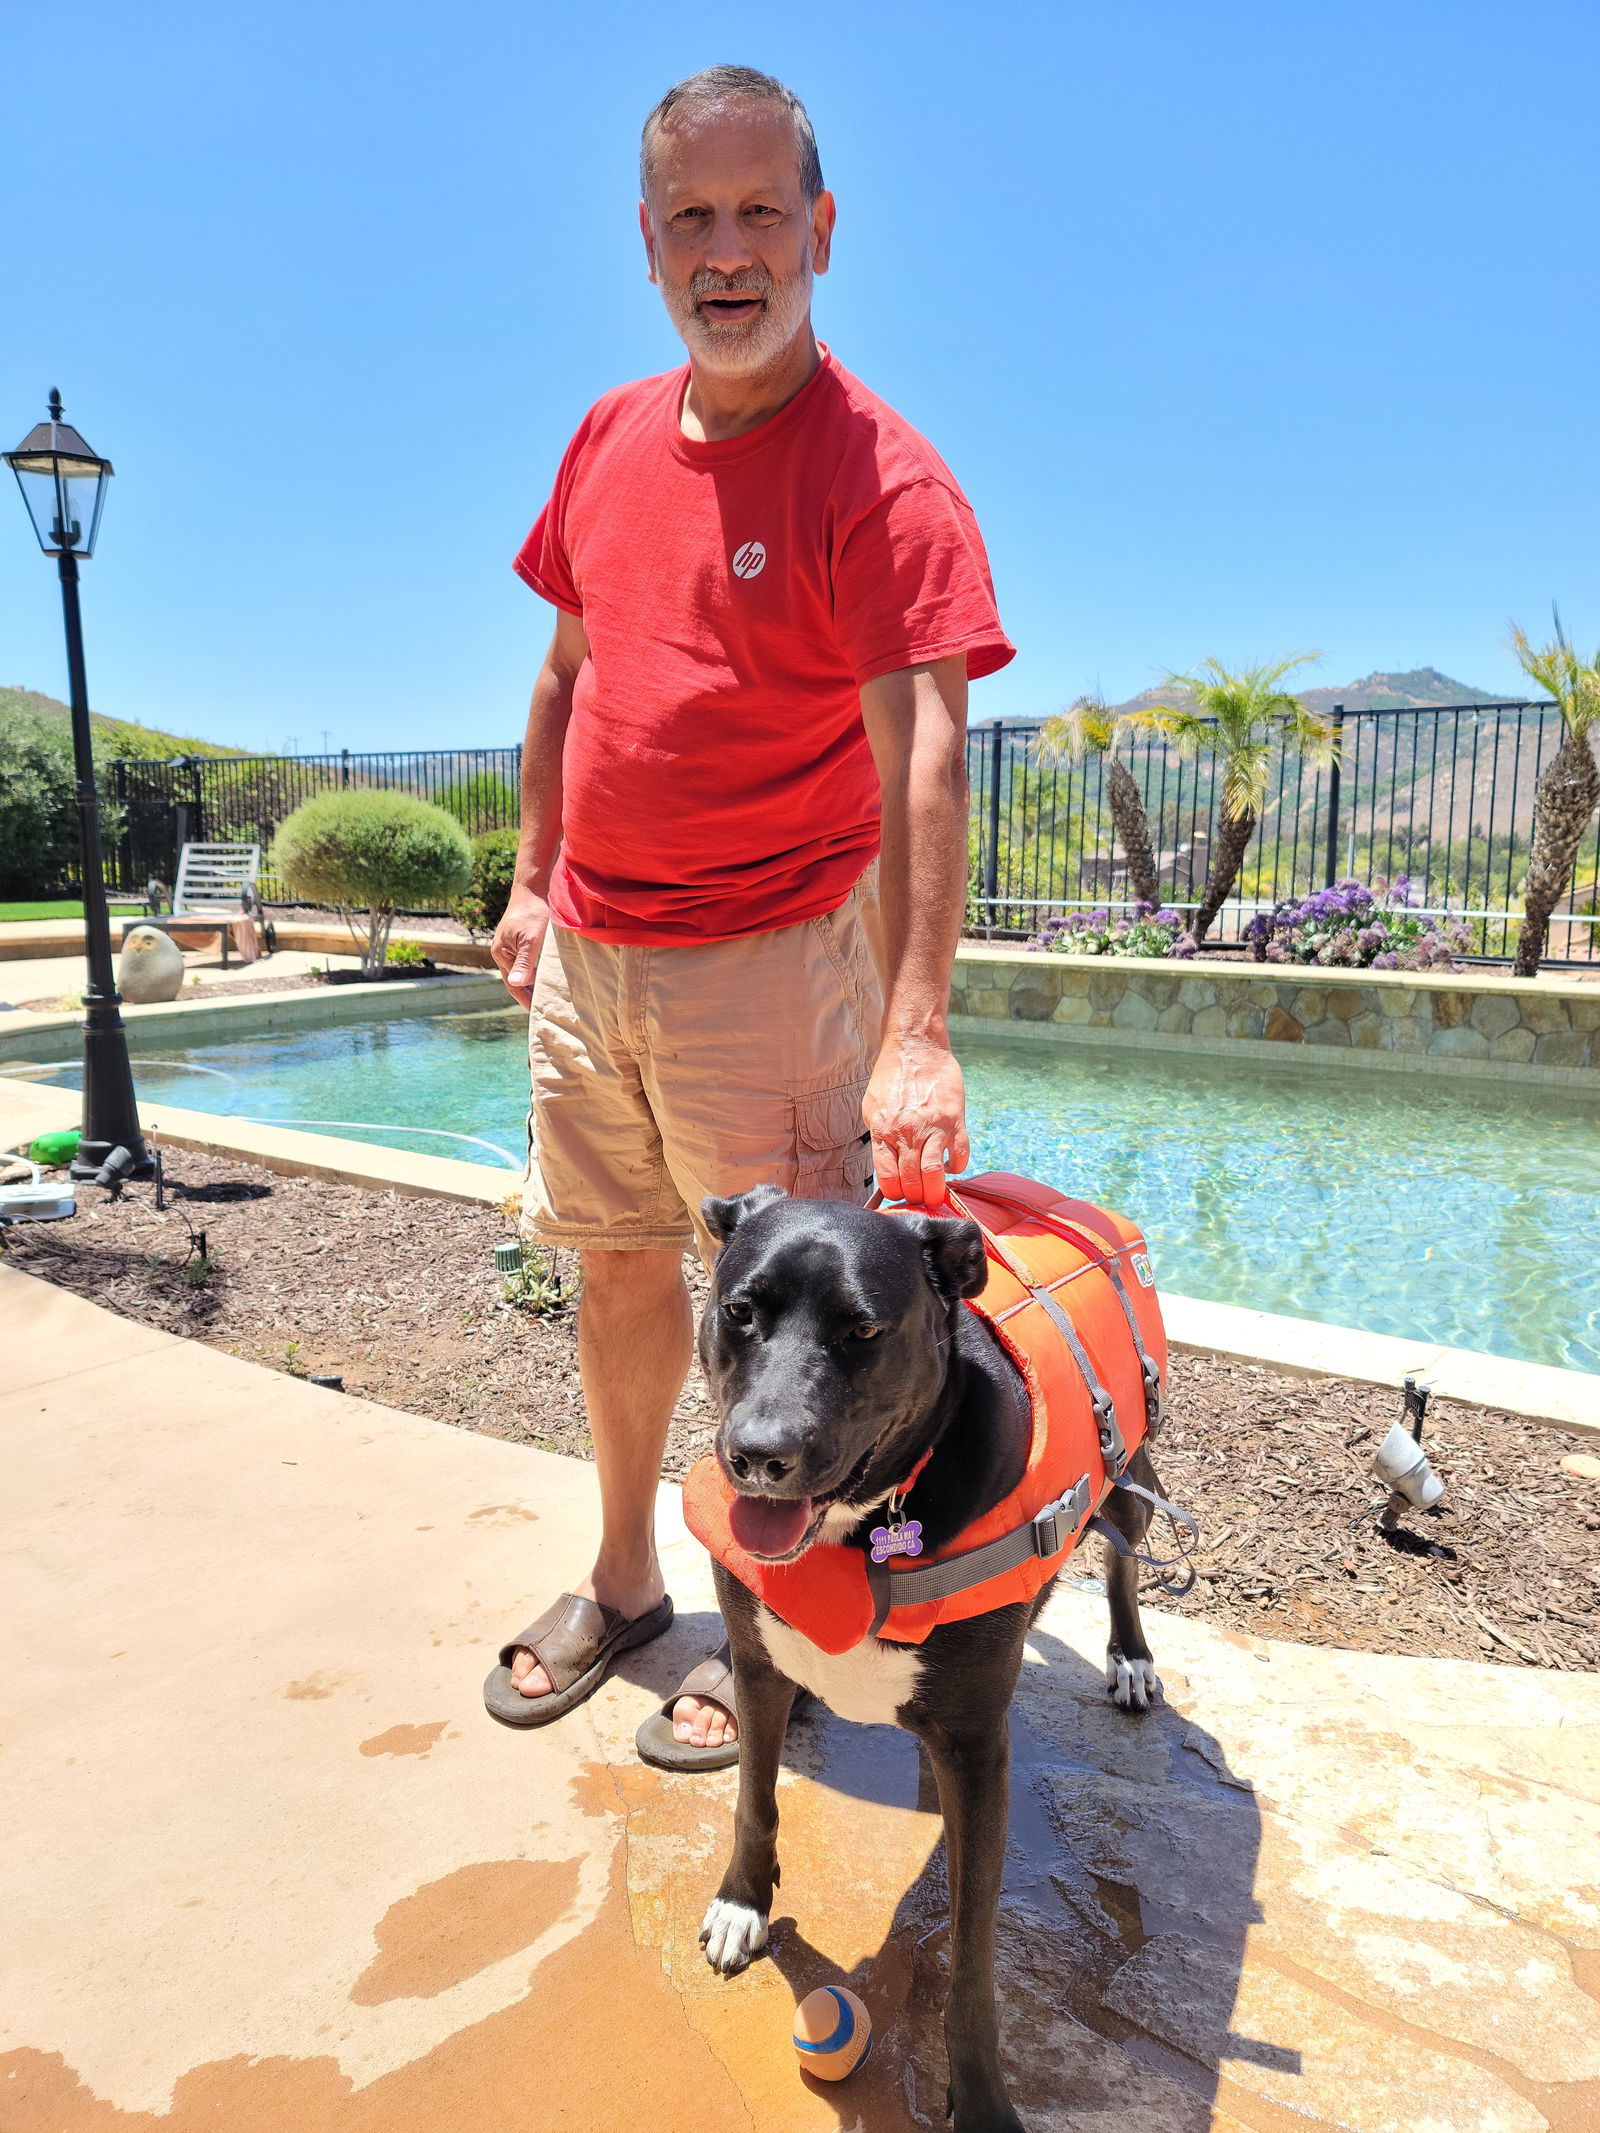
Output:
top-left (29, 1006), bottom-right (1600, 1373)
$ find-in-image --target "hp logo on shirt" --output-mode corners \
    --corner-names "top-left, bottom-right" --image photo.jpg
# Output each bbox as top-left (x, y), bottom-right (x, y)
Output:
top-left (731, 540), bottom-right (767, 580)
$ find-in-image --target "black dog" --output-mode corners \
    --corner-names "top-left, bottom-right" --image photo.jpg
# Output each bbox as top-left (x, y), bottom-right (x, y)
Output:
top-left (693, 1185), bottom-right (1166, 2133)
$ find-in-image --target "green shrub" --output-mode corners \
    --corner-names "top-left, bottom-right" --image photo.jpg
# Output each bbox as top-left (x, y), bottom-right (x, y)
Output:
top-left (437, 771), bottom-right (519, 832)
top-left (0, 708), bottom-right (80, 896)
top-left (454, 826), bottom-right (521, 937)
top-left (271, 791), bottom-right (471, 974)
top-left (384, 937), bottom-right (430, 968)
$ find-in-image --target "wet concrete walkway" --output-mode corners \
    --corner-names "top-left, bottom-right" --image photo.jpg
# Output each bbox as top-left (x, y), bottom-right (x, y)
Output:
top-left (2, 1264), bottom-right (1596, 2132)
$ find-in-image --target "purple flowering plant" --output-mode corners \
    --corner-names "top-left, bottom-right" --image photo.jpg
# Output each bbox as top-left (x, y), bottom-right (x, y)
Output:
top-left (1030, 903), bottom-right (1198, 959)
top-left (1244, 876), bottom-right (1468, 971)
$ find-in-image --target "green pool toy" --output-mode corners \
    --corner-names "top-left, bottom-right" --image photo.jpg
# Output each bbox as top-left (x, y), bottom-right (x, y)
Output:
top-left (28, 1128), bottom-right (82, 1168)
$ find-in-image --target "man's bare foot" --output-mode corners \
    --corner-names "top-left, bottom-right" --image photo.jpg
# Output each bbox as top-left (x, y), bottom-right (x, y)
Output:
top-left (510, 1577), bottom-right (738, 1747)
top-left (670, 1691), bottom-right (737, 1749)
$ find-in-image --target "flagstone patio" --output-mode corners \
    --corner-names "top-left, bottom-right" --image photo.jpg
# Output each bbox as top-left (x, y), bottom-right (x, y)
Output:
top-left (2, 1265), bottom-right (1596, 2132)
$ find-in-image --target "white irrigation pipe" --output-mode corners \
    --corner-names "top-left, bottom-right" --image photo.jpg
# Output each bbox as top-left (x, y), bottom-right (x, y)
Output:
top-left (236, 1119), bottom-right (522, 1170)
top-left (0, 1063), bottom-right (520, 1171)
top-left (0, 1057), bottom-right (242, 1086)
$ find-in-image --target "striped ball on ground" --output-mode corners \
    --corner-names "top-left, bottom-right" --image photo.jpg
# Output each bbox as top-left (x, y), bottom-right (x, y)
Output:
top-left (792, 1985), bottom-right (872, 2080)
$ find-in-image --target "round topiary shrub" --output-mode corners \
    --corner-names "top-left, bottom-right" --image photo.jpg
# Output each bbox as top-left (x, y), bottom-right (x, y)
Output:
top-left (454, 826), bottom-right (521, 937)
top-left (270, 790), bottom-right (472, 975)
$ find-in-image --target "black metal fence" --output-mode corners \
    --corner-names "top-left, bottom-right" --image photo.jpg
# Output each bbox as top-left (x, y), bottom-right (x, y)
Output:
top-left (965, 700), bottom-right (1600, 965)
top-left (108, 748), bottom-right (521, 902)
top-left (101, 704), bottom-right (1600, 964)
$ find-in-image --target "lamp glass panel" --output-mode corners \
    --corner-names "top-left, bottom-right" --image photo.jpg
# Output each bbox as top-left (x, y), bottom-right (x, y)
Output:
top-left (10, 463), bottom-right (64, 551)
top-left (62, 468), bottom-right (108, 553)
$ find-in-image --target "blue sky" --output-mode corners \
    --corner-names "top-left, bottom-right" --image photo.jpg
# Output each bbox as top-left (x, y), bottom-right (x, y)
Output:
top-left (3, 0), bottom-right (1596, 751)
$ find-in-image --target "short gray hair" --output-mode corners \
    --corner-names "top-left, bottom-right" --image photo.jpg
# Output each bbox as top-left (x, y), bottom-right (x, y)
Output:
top-left (640, 66), bottom-right (824, 205)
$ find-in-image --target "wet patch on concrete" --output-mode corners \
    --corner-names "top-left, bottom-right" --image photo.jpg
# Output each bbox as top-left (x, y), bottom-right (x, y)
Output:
top-left (349, 1859), bottom-right (582, 2003)
top-left (358, 1722), bottom-right (449, 1759)
top-left (0, 1862), bottom-right (755, 2133)
top-left (466, 1505), bottom-right (539, 1524)
top-left (285, 1672), bottom-right (351, 1700)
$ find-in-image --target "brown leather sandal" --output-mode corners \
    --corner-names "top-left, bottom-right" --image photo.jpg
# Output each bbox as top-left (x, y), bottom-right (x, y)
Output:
top-left (483, 1591), bottom-right (674, 1728)
top-left (634, 1640), bottom-right (741, 1771)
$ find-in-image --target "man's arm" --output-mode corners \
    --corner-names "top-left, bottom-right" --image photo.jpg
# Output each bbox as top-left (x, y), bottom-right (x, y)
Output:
top-left (492, 607), bottom-right (590, 1008)
top-left (859, 655), bottom-right (971, 1209)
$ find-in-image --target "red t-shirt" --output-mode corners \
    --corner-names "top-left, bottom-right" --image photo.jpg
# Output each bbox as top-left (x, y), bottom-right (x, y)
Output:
top-left (514, 347), bottom-right (1014, 944)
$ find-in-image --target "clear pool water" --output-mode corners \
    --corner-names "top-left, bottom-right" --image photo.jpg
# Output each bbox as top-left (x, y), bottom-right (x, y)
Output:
top-left (36, 1007), bottom-right (1600, 1374)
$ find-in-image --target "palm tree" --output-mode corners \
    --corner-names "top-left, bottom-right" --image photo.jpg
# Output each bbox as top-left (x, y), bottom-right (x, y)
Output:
top-left (1035, 696), bottom-right (1162, 909)
top-left (1509, 614), bottom-right (1600, 976)
top-left (1150, 655), bottom-right (1333, 942)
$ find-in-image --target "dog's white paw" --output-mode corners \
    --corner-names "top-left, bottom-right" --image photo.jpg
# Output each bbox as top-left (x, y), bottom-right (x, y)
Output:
top-left (1106, 1653), bottom-right (1162, 1711)
top-left (700, 1897), bottom-right (769, 1975)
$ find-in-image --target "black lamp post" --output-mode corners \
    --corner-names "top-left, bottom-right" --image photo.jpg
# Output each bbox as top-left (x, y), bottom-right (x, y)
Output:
top-left (5, 390), bottom-right (152, 1184)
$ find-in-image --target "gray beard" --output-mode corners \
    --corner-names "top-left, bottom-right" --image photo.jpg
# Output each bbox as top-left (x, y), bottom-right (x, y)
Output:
top-left (668, 265), bottom-right (815, 378)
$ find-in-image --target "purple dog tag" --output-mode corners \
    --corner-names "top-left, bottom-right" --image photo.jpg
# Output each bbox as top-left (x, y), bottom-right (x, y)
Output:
top-left (870, 1519), bottom-right (924, 1564)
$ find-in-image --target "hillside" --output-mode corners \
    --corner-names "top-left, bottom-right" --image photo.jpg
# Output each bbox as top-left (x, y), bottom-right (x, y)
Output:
top-left (0, 685), bottom-right (245, 760)
top-left (1093, 667), bottom-right (1522, 722)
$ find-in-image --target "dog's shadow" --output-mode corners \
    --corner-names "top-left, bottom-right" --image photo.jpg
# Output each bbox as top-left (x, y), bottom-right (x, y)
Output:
top-left (621, 1609), bottom-right (1281, 2130)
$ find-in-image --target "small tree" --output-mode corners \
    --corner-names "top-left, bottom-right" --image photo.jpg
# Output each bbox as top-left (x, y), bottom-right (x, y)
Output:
top-left (271, 791), bottom-right (471, 975)
top-left (1509, 614), bottom-right (1600, 975)
top-left (1034, 695), bottom-right (1162, 909)
top-left (1151, 655), bottom-right (1334, 942)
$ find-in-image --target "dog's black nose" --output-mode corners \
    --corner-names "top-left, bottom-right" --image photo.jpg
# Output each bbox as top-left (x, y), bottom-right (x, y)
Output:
top-left (727, 1448), bottom-right (795, 1486)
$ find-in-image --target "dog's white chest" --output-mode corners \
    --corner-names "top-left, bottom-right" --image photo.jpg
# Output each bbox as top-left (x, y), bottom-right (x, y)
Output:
top-left (756, 1606), bottom-right (923, 1725)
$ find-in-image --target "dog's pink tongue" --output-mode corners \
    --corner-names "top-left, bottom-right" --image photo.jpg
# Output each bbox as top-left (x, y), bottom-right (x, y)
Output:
top-left (729, 1494), bottom-right (813, 1559)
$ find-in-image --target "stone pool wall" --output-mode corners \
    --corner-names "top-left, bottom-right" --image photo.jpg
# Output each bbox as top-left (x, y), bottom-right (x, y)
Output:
top-left (950, 946), bottom-right (1600, 1084)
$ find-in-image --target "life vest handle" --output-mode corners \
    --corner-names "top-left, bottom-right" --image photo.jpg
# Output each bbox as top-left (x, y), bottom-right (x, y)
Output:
top-left (945, 1182), bottom-right (1166, 1441)
top-left (870, 1182), bottom-right (1161, 1453)
top-left (866, 1184), bottom-right (1038, 1290)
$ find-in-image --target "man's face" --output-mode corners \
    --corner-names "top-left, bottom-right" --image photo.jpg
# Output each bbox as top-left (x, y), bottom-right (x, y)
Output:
top-left (641, 103), bottom-right (834, 377)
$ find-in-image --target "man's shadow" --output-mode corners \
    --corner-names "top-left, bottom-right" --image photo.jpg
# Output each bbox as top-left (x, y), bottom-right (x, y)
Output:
top-left (622, 1604), bottom-right (1284, 2129)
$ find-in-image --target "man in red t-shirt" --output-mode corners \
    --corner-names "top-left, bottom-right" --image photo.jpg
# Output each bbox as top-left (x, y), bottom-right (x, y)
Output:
top-left (483, 65), bottom-right (1013, 1766)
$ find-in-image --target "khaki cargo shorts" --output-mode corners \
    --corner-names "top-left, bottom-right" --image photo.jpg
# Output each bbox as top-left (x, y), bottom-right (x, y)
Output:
top-left (522, 876), bottom-right (884, 1261)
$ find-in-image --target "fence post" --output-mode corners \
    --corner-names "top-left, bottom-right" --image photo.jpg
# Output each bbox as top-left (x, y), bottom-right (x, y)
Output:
top-left (112, 760), bottom-right (130, 895)
top-left (984, 723), bottom-right (1004, 926)
top-left (341, 748), bottom-right (351, 789)
top-left (1323, 704), bottom-right (1344, 887)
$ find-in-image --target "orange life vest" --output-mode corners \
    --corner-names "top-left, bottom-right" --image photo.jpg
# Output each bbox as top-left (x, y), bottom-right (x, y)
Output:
top-left (682, 1173), bottom-right (1168, 1657)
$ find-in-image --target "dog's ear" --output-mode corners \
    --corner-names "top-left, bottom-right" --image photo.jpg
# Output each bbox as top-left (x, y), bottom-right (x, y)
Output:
top-left (701, 1182), bottom-right (788, 1246)
top-left (901, 1213), bottom-right (988, 1302)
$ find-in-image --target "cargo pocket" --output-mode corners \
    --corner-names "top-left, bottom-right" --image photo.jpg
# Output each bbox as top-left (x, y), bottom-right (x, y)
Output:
top-left (791, 1082), bottom-right (874, 1204)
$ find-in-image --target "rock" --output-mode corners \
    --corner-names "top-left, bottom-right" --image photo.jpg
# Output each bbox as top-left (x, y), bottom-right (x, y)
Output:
top-left (117, 925), bottom-right (185, 1003)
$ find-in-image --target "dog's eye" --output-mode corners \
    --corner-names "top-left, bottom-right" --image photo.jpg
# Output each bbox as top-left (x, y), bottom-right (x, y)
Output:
top-left (722, 1299), bottom-right (753, 1325)
top-left (851, 1323), bottom-right (885, 1340)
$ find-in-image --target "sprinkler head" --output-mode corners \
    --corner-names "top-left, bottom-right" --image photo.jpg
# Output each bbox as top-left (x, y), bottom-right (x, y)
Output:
top-left (493, 1241), bottom-right (524, 1275)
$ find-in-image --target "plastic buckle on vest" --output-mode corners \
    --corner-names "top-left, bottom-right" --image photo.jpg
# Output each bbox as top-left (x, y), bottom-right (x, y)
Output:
top-left (1140, 1359), bottom-right (1165, 1438)
top-left (1032, 1476), bottom-right (1092, 1560)
top-left (1093, 1391), bottom-right (1128, 1479)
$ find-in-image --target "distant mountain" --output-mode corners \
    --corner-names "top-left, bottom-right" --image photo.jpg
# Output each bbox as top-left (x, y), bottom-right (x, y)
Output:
top-left (0, 685), bottom-right (245, 759)
top-left (1299, 669), bottom-right (1516, 715)
top-left (1087, 667), bottom-right (1518, 722)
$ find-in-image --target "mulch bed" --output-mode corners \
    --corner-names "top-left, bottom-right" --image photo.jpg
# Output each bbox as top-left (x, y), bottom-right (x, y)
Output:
top-left (8, 1146), bottom-right (1598, 1673)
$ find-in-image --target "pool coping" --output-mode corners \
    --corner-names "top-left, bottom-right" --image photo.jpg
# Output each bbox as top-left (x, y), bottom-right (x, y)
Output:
top-left (3, 1079), bottom-right (1594, 1438)
top-left (949, 1010), bottom-right (1600, 1092)
top-left (0, 970), bottom-right (513, 1064)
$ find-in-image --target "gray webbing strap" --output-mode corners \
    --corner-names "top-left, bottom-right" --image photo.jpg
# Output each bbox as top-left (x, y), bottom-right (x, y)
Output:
top-left (1089, 1477), bottom-right (1201, 1596)
top-left (1027, 1282), bottom-right (1127, 1478)
top-left (1096, 1256), bottom-right (1165, 1439)
top-left (866, 1475), bottom-right (1094, 1635)
top-left (969, 1185), bottom-right (1165, 1441)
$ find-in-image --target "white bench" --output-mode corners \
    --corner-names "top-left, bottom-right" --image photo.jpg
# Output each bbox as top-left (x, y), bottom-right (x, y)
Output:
top-left (140, 843), bottom-right (272, 967)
